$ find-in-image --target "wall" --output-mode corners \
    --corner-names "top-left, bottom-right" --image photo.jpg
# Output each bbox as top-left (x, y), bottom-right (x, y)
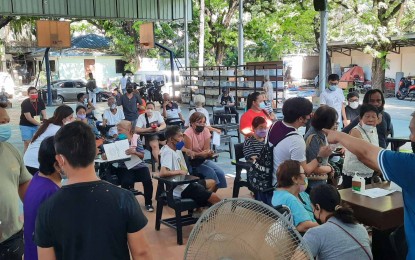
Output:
top-left (57, 55), bottom-right (123, 87)
top-left (331, 46), bottom-right (415, 80)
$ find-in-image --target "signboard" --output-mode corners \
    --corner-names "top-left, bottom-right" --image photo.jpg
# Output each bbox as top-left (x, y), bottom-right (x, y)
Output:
top-left (139, 22), bottom-right (155, 49)
top-left (36, 21), bottom-right (71, 48)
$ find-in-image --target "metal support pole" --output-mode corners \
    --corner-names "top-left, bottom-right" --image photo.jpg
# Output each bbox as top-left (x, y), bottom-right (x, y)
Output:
top-left (318, 10), bottom-right (328, 98)
top-left (45, 47), bottom-right (52, 106)
top-left (184, 0), bottom-right (189, 68)
top-left (155, 43), bottom-right (175, 97)
top-left (238, 0), bottom-right (244, 66)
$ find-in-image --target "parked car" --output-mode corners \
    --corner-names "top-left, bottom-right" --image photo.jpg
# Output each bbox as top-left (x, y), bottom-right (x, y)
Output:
top-left (41, 79), bottom-right (111, 104)
top-left (0, 72), bottom-right (16, 98)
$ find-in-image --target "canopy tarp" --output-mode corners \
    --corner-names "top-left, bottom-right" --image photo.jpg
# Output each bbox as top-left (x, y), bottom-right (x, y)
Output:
top-left (340, 66), bottom-right (364, 82)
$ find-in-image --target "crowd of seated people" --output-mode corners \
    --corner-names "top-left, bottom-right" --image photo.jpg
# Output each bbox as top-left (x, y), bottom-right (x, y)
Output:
top-left (4, 74), bottom-right (415, 260)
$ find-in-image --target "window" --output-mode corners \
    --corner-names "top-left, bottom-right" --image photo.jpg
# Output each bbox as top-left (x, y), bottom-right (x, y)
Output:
top-left (62, 82), bottom-right (74, 88)
top-left (115, 59), bottom-right (127, 73)
top-left (49, 60), bottom-right (56, 72)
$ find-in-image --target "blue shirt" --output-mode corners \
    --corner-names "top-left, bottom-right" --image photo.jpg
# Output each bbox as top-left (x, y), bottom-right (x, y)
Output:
top-left (378, 150), bottom-right (415, 259)
top-left (272, 190), bottom-right (315, 227)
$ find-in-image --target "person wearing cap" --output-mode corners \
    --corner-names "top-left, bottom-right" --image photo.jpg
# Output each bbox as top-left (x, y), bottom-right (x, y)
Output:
top-left (216, 88), bottom-right (239, 124)
top-left (344, 91), bottom-right (361, 127)
top-left (302, 184), bottom-right (372, 259)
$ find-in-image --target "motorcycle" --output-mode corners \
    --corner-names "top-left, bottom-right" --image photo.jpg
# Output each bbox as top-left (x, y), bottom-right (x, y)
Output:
top-left (146, 80), bottom-right (164, 105)
top-left (396, 77), bottom-right (415, 100)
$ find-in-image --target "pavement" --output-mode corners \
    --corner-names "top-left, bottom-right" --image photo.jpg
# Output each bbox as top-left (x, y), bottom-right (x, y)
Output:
top-left (5, 94), bottom-right (414, 177)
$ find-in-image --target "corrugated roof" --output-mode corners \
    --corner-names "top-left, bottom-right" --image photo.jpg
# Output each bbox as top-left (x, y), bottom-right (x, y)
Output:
top-left (71, 34), bottom-right (111, 49)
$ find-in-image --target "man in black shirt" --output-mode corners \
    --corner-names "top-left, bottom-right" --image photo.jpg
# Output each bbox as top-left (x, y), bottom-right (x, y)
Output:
top-left (118, 83), bottom-right (143, 127)
top-left (19, 87), bottom-right (47, 152)
top-left (35, 121), bottom-right (152, 260)
top-left (344, 91), bottom-right (361, 127)
top-left (215, 88), bottom-right (239, 124)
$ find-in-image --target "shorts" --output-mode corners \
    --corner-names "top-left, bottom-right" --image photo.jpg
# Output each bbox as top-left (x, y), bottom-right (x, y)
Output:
top-left (146, 132), bottom-right (166, 142)
top-left (181, 180), bottom-right (212, 207)
top-left (19, 125), bottom-right (38, 141)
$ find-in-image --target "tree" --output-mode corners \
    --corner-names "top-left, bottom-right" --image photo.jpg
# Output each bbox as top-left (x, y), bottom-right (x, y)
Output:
top-left (331, 0), bottom-right (414, 91)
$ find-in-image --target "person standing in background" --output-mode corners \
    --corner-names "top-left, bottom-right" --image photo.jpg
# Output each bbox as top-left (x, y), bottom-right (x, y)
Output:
top-left (119, 83), bottom-right (142, 127)
top-left (86, 73), bottom-right (97, 106)
top-left (120, 72), bottom-right (128, 94)
top-left (263, 75), bottom-right (275, 109)
top-left (19, 87), bottom-right (47, 152)
top-left (320, 74), bottom-right (347, 127)
top-left (344, 91), bottom-right (361, 127)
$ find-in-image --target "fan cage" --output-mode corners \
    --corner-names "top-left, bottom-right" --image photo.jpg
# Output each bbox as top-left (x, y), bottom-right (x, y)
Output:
top-left (184, 198), bottom-right (313, 260)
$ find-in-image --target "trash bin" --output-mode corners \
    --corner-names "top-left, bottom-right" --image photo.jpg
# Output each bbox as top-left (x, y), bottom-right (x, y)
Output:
top-left (40, 88), bottom-right (57, 104)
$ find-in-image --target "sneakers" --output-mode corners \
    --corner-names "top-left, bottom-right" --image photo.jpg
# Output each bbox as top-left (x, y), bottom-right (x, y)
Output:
top-left (145, 204), bottom-right (154, 212)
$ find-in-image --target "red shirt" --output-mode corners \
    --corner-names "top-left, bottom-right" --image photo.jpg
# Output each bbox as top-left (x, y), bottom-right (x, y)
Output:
top-left (239, 109), bottom-right (272, 136)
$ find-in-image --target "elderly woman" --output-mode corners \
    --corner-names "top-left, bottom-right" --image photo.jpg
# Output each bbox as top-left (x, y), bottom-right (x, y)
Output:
top-left (304, 105), bottom-right (336, 192)
top-left (303, 184), bottom-right (372, 259)
top-left (271, 160), bottom-right (318, 233)
top-left (184, 112), bottom-right (227, 191)
top-left (185, 94), bottom-right (221, 134)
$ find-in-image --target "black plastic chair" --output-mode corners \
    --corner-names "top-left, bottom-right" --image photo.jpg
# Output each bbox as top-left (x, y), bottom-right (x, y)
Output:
top-left (389, 225), bottom-right (407, 260)
top-left (154, 175), bottom-right (200, 245)
top-left (230, 143), bottom-right (253, 198)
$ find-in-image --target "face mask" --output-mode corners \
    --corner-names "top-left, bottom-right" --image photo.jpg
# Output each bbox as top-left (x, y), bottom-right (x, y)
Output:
top-left (349, 101), bottom-right (359, 109)
top-left (118, 133), bottom-right (128, 140)
top-left (361, 123), bottom-right (375, 132)
top-left (175, 140), bottom-right (185, 150)
top-left (195, 125), bottom-right (205, 133)
top-left (299, 178), bottom-right (308, 193)
top-left (259, 102), bottom-right (267, 109)
top-left (313, 208), bottom-right (323, 225)
top-left (29, 93), bottom-right (38, 99)
top-left (63, 119), bottom-right (73, 125)
top-left (328, 85), bottom-right (337, 91)
top-left (110, 104), bottom-right (117, 110)
top-left (146, 109), bottom-right (153, 113)
top-left (77, 114), bottom-right (86, 120)
top-left (0, 123), bottom-right (12, 142)
top-left (255, 129), bottom-right (268, 138)
top-left (83, 99), bottom-right (88, 105)
top-left (60, 169), bottom-right (68, 180)
top-left (126, 88), bottom-right (133, 94)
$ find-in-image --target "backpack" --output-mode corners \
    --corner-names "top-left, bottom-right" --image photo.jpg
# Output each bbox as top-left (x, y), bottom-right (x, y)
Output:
top-left (247, 122), bottom-right (298, 192)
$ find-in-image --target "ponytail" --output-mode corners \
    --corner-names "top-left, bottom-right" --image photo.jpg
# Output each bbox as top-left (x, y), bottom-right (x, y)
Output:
top-left (32, 118), bottom-right (53, 143)
top-left (332, 204), bottom-right (358, 224)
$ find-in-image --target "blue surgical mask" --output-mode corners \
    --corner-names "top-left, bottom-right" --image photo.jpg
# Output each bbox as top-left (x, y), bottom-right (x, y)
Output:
top-left (118, 133), bottom-right (128, 140)
top-left (259, 102), bottom-right (267, 109)
top-left (176, 141), bottom-right (185, 150)
top-left (0, 123), bottom-right (11, 142)
top-left (328, 85), bottom-right (337, 91)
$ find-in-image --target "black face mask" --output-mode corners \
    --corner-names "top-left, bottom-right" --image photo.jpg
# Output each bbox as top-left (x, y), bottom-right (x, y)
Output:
top-left (126, 88), bottom-right (133, 94)
top-left (314, 208), bottom-right (323, 225)
top-left (195, 125), bottom-right (205, 133)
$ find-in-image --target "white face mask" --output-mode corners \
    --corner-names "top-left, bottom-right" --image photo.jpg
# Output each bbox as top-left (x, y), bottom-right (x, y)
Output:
top-left (349, 101), bottom-right (359, 109)
top-left (110, 104), bottom-right (117, 109)
top-left (361, 123), bottom-right (376, 132)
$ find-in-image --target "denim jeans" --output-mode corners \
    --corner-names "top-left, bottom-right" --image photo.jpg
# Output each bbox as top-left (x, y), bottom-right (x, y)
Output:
top-left (196, 160), bottom-right (227, 188)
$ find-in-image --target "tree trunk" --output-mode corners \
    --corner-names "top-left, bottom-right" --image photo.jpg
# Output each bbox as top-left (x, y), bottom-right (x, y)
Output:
top-left (215, 44), bottom-right (226, 65)
top-left (371, 56), bottom-right (386, 92)
top-left (198, 0), bottom-right (205, 67)
top-left (326, 50), bottom-right (332, 75)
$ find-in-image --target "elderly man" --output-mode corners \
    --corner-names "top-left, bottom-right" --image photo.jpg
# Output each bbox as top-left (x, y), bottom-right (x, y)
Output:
top-left (162, 93), bottom-right (184, 126)
top-left (0, 103), bottom-right (32, 259)
top-left (324, 111), bottom-right (415, 260)
top-left (102, 96), bottom-right (125, 137)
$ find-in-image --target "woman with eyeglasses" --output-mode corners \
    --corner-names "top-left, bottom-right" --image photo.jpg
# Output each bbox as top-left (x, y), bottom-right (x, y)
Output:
top-left (271, 160), bottom-right (318, 233)
top-left (184, 112), bottom-right (227, 191)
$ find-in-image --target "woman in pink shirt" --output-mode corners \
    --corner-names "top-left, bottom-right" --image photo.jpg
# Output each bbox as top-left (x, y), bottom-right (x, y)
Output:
top-left (184, 112), bottom-right (227, 191)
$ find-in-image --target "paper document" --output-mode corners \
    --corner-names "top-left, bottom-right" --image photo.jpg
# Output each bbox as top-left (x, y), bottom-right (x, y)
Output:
top-left (355, 188), bottom-right (396, 199)
top-left (212, 132), bottom-right (221, 146)
top-left (390, 182), bottom-right (402, 192)
top-left (103, 139), bottom-right (131, 162)
top-left (124, 155), bottom-right (143, 169)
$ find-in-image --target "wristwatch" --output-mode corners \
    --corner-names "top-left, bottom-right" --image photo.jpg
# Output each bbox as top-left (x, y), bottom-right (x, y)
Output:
top-left (316, 157), bottom-right (323, 164)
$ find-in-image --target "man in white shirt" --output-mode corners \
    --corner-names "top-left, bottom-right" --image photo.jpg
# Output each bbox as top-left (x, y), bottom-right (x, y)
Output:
top-left (120, 72), bottom-right (128, 94)
top-left (319, 74), bottom-right (347, 127)
top-left (162, 93), bottom-right (185, 126)
top-left (159, 125), bottom-right (220, 206)
top-left (261, 97), bottom-right (332, 204)
top-left (102, 97), bottom-right (125, 137)
top-left (135, 102), bottom-right (167, 163)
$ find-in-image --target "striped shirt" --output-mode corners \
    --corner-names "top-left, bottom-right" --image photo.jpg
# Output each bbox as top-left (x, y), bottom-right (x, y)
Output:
top-left (243, 136), bottom-right (265, 161)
